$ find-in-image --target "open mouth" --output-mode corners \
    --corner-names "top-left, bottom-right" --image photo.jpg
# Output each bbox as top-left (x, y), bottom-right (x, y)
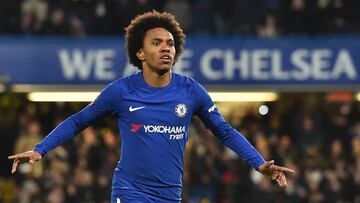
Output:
top-left (160, 55), bottom-right (172, 63)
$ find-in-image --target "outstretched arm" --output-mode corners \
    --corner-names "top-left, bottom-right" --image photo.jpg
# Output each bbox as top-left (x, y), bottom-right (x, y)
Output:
top-left (193, 80), bottom-right (295, 188)
top-left (8, 81), bottom-right (120, 174)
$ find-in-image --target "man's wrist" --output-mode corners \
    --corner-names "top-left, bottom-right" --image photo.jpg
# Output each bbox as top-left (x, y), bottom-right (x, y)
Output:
top-left (33, 148), bottom-right (45, 157)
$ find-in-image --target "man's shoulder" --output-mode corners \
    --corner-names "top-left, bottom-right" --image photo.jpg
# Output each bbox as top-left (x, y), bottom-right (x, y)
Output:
top-left (102, 73), bottom-right (139, 94)
top-left (110, 72), bottom-right (140, 86)
top-left (173, 73), bottom-right (207, 93)
top-left (173, 72), bottom-right (198, 87)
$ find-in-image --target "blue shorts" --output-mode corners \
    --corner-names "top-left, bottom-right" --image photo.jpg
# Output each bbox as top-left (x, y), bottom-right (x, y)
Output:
top-left (111, 190), bottom-right (180, 203)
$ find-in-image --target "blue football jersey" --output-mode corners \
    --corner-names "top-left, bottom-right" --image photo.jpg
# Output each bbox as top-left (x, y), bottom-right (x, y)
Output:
top-left (34, 72), bottom-right (265, 201)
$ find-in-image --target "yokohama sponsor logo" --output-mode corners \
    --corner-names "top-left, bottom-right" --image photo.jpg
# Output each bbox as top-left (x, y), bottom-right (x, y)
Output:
top-left (143, 125), bottom-right (185, 134)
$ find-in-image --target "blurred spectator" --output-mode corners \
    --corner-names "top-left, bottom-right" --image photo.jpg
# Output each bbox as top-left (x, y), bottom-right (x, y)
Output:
top-left (164, 0), bottom-right (192, 33)
top-left (328, 0), bottom-right (348, 33)
top-left (232, 0), bottom-right (265, 35)
top-left (3, 93), bottom-right (360, 202)
top-left (20, 0), bottom-right (48, 34)
top-left (191, 0), bottom-right (213, 35)
top-left (92, 1), bottom-right (118, 35)
top-left (329, 139), bottom-right (346, 163)
top-left (263, 0), bottom-right (281, 12)
top-left (0, 1), bottom-right (19, 33)
top-left (18, 178), bottom-right (41, 203)
top-left (19, 10), bottom-right (37, 35)
top-left (120, 0), bottom-right (155, 33)
top-left (283, 0), bottom-right (308, 35)
top-left (257, 13), bottom-right (280, 38)
top-left (14, 120), bottom-right (43, 178)
top-left (0, 178), bottom-right (18, 203)
top-left (68, 14), bottom-right (87, 37)
top-left (42, 7), bottom-right (69, 35)
top-left (47, 186), bottom-right (65, 203)
top-left (1, 0), bottom-right (360, 36)
top-left (212, 0), bottom-right (233, 35)
top-left (272, 134), bottom-right (296, 165)
top-left (15, 120), bottom-right (42, 154)
top-left (295, 114), bottom-right (322, 154)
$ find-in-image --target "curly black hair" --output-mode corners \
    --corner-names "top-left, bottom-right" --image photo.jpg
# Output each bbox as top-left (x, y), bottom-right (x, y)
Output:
top-left (125, 10), bottom-right (186, 70)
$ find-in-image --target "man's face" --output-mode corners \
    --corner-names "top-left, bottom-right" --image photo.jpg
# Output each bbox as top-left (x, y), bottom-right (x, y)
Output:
top-left (137, 27), bottom-right (176, 75)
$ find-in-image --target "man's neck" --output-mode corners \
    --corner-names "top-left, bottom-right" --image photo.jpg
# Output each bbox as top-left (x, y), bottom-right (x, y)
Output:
top-left (142, 68), bottom-right (172, 88)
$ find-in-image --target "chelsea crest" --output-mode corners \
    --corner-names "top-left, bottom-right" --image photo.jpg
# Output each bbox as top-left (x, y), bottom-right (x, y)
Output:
top-left (175, 103), bottom-right (188, 118)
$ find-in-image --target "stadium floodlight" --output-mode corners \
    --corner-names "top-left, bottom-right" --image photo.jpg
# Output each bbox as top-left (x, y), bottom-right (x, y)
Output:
top-left (356, 93), bottom-right (360, 101)
top-left (28, 92), bottom-right (99, 102)
top-left (27, 91), bottom-right (278, 102)
top-left (208, 92), bottom-right (278, 102)
top-left (0, 84), bottom-right (5, 92)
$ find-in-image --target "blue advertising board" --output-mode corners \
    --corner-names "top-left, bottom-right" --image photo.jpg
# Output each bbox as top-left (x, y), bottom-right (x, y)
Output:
top-left (0, 36), bottom-right (359, 86)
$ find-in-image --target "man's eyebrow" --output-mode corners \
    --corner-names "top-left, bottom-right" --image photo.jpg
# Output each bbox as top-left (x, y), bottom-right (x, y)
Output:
top-left (151, 38), bottom-right (174, 42)
top-left (151, 38), bottom-right (163, 41)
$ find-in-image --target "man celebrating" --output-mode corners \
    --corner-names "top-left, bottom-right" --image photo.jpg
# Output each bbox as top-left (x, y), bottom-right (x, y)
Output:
top-left (9, 11), bottom-right (294, 202)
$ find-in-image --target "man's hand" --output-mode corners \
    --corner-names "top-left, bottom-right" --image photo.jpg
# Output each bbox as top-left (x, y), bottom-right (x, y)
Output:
top-left (8, 150), bottom-right (42, 174)
top-left (258, 160), bottom-right (295, 188)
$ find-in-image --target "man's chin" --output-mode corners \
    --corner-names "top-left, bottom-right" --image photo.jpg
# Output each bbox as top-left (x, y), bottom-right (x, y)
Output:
top-left (156, 66), bottom-right (171, 75)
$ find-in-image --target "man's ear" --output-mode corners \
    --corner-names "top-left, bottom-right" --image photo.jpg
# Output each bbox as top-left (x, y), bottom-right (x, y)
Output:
top-left (136, 49), bottom-right (145, 61)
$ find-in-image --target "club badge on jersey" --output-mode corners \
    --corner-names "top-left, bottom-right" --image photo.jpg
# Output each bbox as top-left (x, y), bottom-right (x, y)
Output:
top-left (175, 103), bottom-right (188, 118)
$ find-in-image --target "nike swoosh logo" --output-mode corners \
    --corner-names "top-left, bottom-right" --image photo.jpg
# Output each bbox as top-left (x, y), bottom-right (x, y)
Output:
top-left (129, 105), bottom-right (145, 112)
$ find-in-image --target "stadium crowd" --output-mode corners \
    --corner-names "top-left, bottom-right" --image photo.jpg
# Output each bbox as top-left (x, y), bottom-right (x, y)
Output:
top-left (1, 0), bottom-right (360, 202)
top-left (1, 93), bottom-right (360, 203)
top-left (0, 0), bottom-right (360, 38)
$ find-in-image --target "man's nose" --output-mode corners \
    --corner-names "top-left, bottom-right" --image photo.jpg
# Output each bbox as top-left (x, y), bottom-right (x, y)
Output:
top-left (161, 44), bottom-right (171, 52)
